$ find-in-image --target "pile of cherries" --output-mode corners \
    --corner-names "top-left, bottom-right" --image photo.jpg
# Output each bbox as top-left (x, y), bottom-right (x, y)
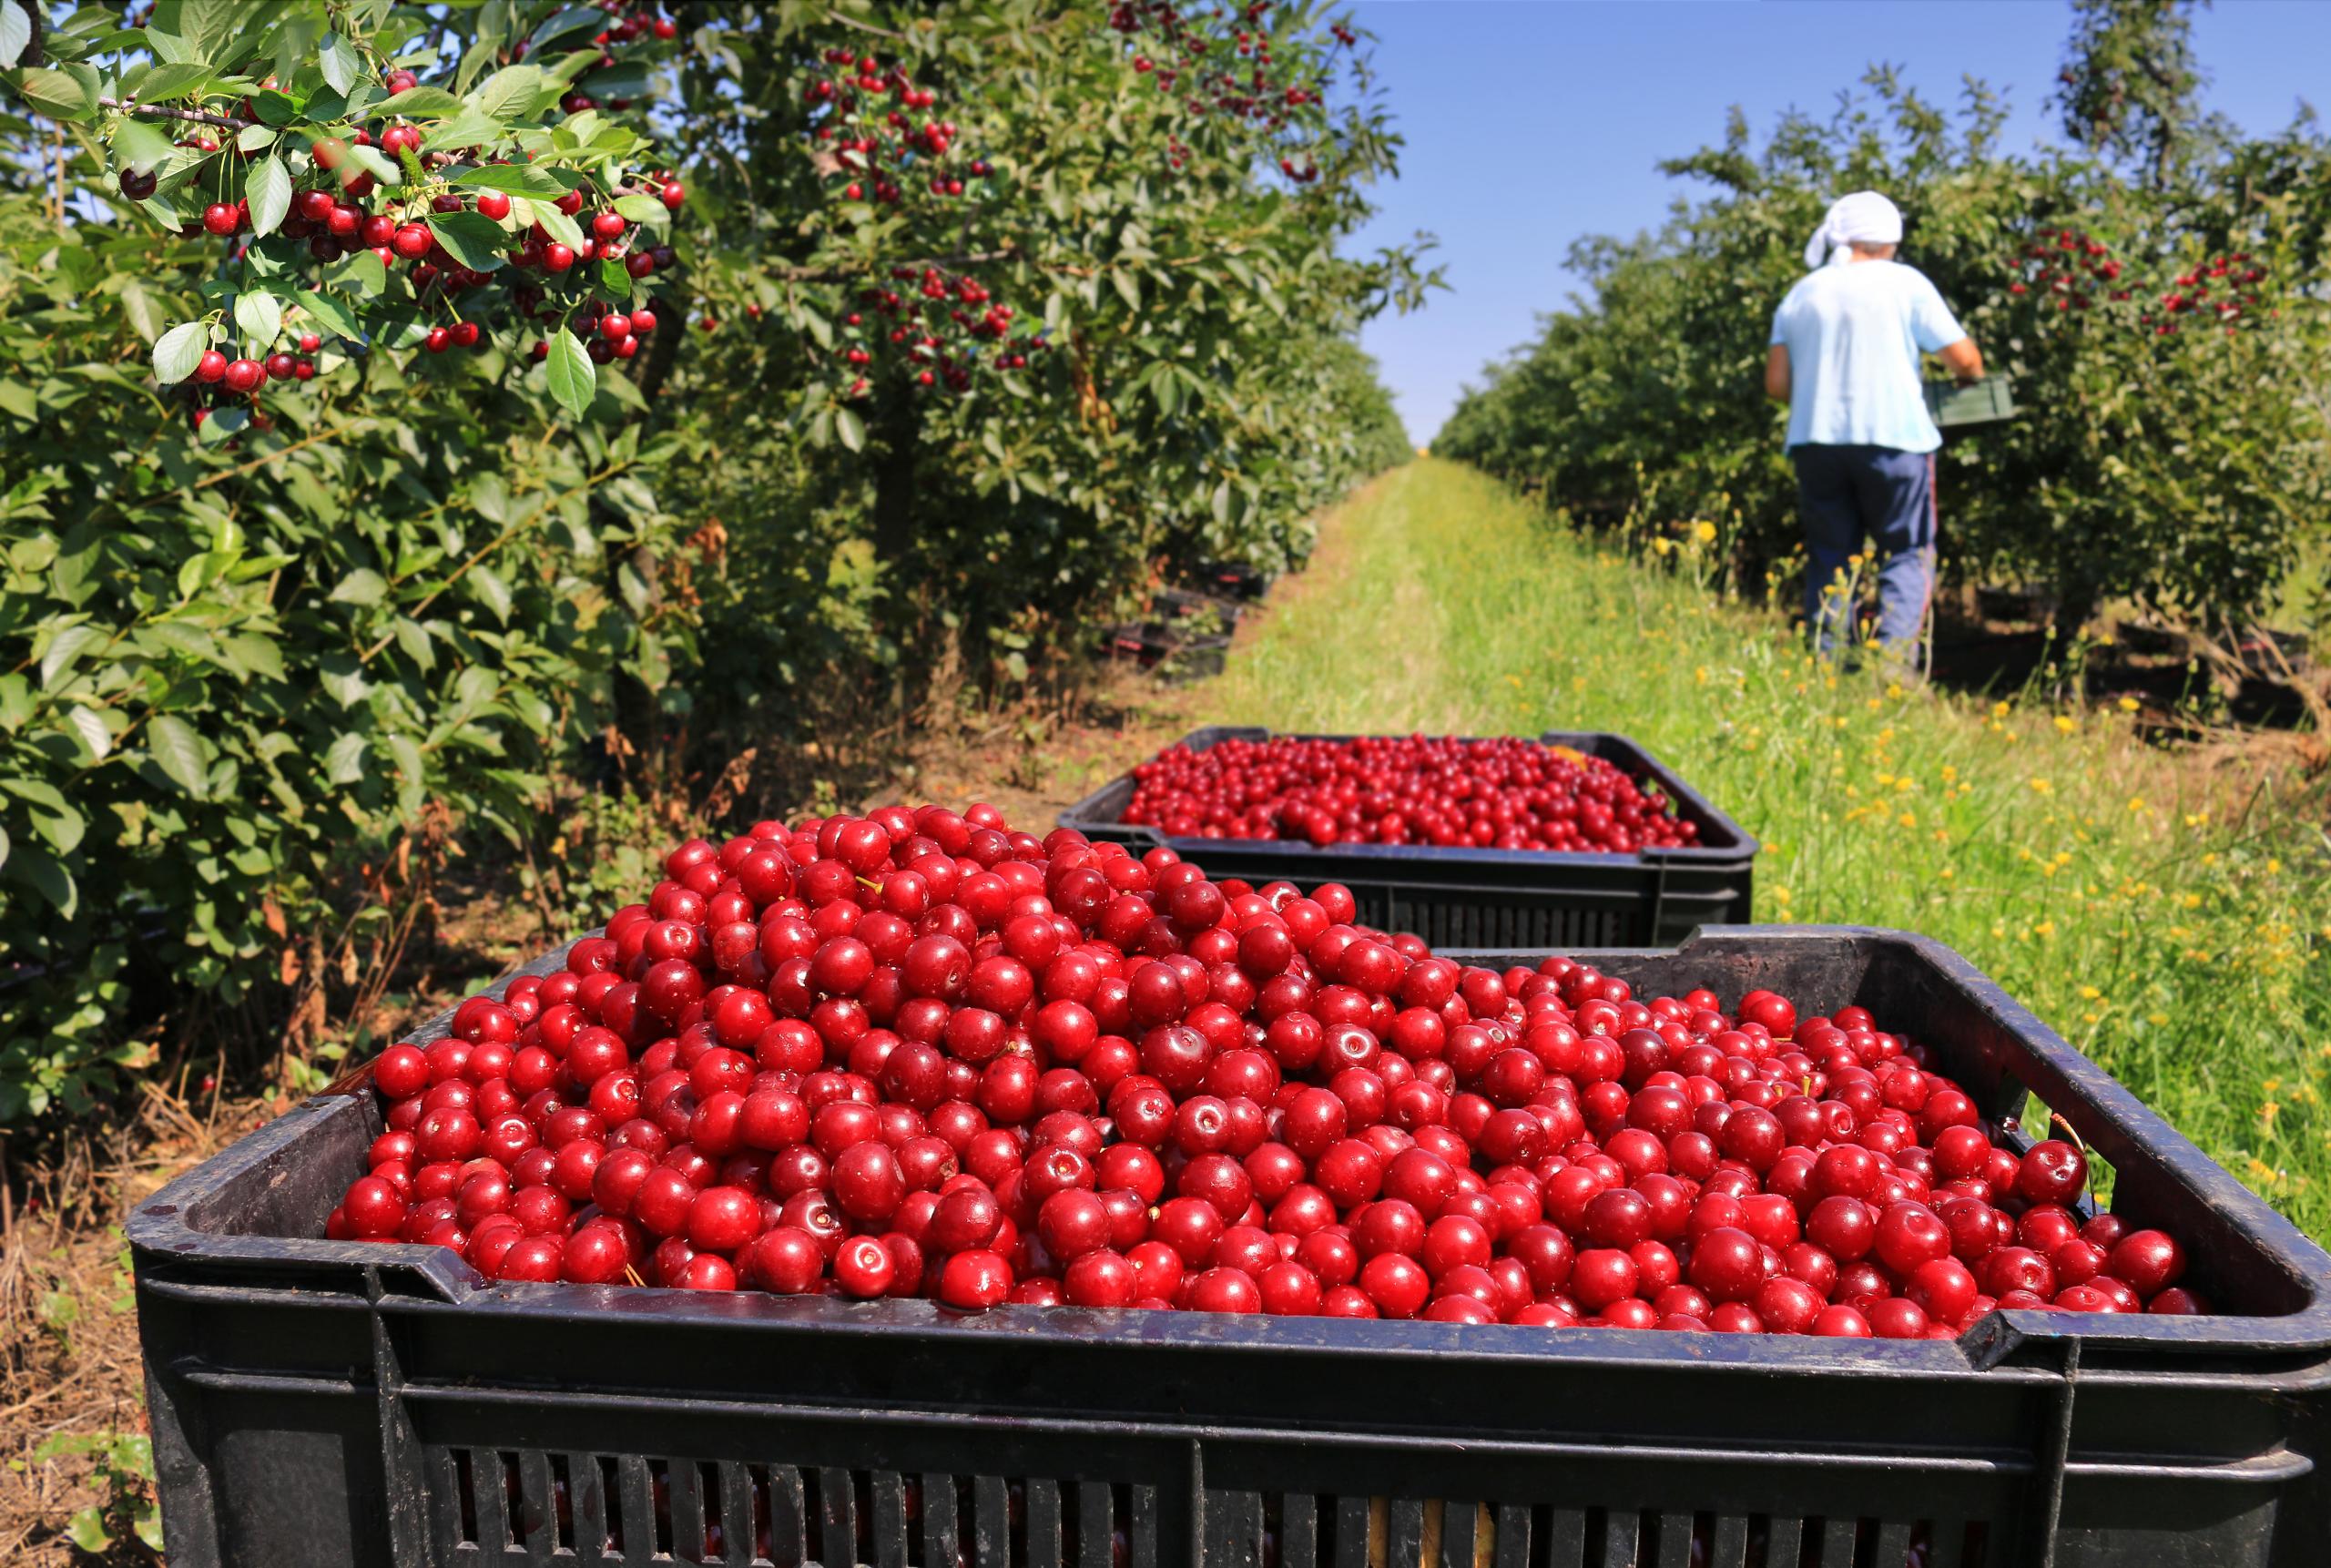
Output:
top-left (1119, 735), bottom-right (1703, 852)
top-left (332, 803), bottom-right (2199, 1333)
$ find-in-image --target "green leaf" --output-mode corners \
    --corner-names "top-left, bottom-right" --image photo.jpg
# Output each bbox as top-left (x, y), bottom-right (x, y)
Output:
top-left (385, 731), bottom-right (425, 787)
top-left (8, 843), bottom-right (76, 919)
top-left (112, 115), bottom-right (174, 172)
top-left (66, 706), bottom-right (111, 761)
top-left (177, 0), bottom-right (241, 65)
top-left (382, 85), bottom-right (464, 117)
top-left (426, 212), bottom-right (507, 272)
top-left (13, 66), bottom-right (97, 121)
top-left (322, 731), bottom-right (365, 784)
top-left (147, 713), bottom-right (209, 799)
top-left (473, 64), bottom-right (545, 121)
top-left (293, 289), bottom-right (361, 341)
top-left (65, 1506), bottom-right (108, 1555)
top-left (39, 625), bottom-right (102, 687)
top-left (318, 656), bottom-right (370, 708)
top-left (545, 326), bottom-right (594, 419)
top-left (135, 61), bottom-right (214, 101)
top-left (422, 107), bottom-right (508, 153)
top-left (617, 560), bottom-right (651, 617)
top-left (118, 279), bottom-right (160, 343)
top-left (244, 152), bottom-right (290, 238)
top-left (196, 403), bottom-right (247, 444)
top-left (469, 565), bottom-right (513, 624)
top-left (456, 159), bottom-right (564, 198)
top-left (232, 290), bottom-right (280, 344)
top-left (612, 193), bottom-right (667, 226)
top-left (317, 30), bottom-right (358, 95)
top-left (341, 141), bottom-right (402, 187)
top-left (392, 617), bottom-right (434, 671)
top-left (530, 6), bottom-right (606, 51)
top-left (1110, 269), bottom-right (1142, 313)
top-left (220, 633), bottom-right (282, 679)
top-left (152, 320), bottom-right (209, 383)
top-left (335, 247), bottom-right (388, 297)
top-left (0, 3), bottom-right (30, 70)
top-left (836, 407), bottom-right (866, 453)
top-left (329, 567), bottom-right (388, 606)
top-left (524, 198), bottom-right (584, 250)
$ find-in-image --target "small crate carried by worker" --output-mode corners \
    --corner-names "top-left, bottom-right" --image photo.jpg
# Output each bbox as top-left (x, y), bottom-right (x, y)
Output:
top-left (1925, 374), bottom-right (2017, 428)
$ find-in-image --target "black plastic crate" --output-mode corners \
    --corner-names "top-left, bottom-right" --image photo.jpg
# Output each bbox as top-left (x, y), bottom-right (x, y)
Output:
top-left (1095, 625), bottom-right (1230, 684)
top-left (1187, 559), bottom-right (1272, 601)
top-left (131, 928), bottom-right (2330, 1568)
top-left (1056, 727), bottom-right (1759, 949)
top-left (1149, 586), bottom-right (1246, 636)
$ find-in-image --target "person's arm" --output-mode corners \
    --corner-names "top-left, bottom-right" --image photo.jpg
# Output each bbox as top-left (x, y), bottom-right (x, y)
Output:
top-left (1764, 343), bottom-right (1792, 402)
top-left (1936, 336), bottom-right (1983, 385)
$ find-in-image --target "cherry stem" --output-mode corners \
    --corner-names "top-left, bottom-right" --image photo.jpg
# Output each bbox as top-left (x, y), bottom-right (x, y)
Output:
top-left (98, 96), bottom-right (258, 132)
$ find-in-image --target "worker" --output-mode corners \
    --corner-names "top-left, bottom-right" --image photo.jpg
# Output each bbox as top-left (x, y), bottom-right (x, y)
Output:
top-left (1765, 190), bottom-right (1983, 659)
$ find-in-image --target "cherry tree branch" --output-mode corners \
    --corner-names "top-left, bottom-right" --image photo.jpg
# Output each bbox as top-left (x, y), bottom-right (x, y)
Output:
top-left (97, 97), bottom-right (257, 132)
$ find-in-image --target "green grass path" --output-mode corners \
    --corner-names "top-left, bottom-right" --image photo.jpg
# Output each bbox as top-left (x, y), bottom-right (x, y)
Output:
top-left (1208, 460), bottom-right (2331, 1239)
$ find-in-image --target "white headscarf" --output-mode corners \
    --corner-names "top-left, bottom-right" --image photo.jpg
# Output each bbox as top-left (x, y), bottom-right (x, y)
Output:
top-left (1804, 191), bottom-right (1904, 270)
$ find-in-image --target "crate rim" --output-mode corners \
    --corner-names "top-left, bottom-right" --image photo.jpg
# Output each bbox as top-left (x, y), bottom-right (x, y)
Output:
top-left (1055, 725), bottom-right (1762, 869)
top-left (129, 924), bottom-right (2331, 1369)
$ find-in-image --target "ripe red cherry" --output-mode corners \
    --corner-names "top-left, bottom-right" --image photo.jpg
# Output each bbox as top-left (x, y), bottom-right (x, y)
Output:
top-left (221, 358), bottom-right (266, 393)
top-left (1359, 1253), bottom-right (1430, 1319)
top-left (2017, 1140), bottom-right (2089, 1207)
top-left (2106, 1228), bottom-right (2185, 1298)
top-left (476, 189), bottom-right (512, 221)
top-left (746, 1227), bottom-right (823, 1293)
top-left (684, 1186), bottom-right (758, 1252)
top-left (203, 202), bottom-right (240, 236)
top-left (1064, 1248), bottom-right (1136, 1308)
top-left (1685, 1227), bottom-right (1763, 1303)
top-left (938, 1248), bottom-right (1013, 1309)
top-left (833, 1235), bottom-right (899, 1298)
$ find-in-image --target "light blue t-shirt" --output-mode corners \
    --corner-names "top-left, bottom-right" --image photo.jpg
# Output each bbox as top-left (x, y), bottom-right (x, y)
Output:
top-left (1769, 260), bottom-right (1967, 453)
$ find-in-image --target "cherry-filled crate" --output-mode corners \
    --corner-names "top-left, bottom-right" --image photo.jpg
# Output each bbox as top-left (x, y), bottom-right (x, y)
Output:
top-left (1055, 728), bottom-right (1759, 949)
top-left (131, 927), bottom-right (2329, 1568)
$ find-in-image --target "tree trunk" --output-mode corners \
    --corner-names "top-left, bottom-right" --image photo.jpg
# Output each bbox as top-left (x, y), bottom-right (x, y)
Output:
top-left (870, 393), bottom-right (921, 568)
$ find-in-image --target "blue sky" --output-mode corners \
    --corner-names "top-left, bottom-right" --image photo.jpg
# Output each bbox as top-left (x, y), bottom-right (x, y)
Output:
top-left (1345, 1), bottom-right (2331, 444)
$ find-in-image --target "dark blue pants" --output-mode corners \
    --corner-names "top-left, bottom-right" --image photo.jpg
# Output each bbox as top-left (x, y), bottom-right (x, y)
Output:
top-left (1792, 443), bottom-right (1936, 654)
